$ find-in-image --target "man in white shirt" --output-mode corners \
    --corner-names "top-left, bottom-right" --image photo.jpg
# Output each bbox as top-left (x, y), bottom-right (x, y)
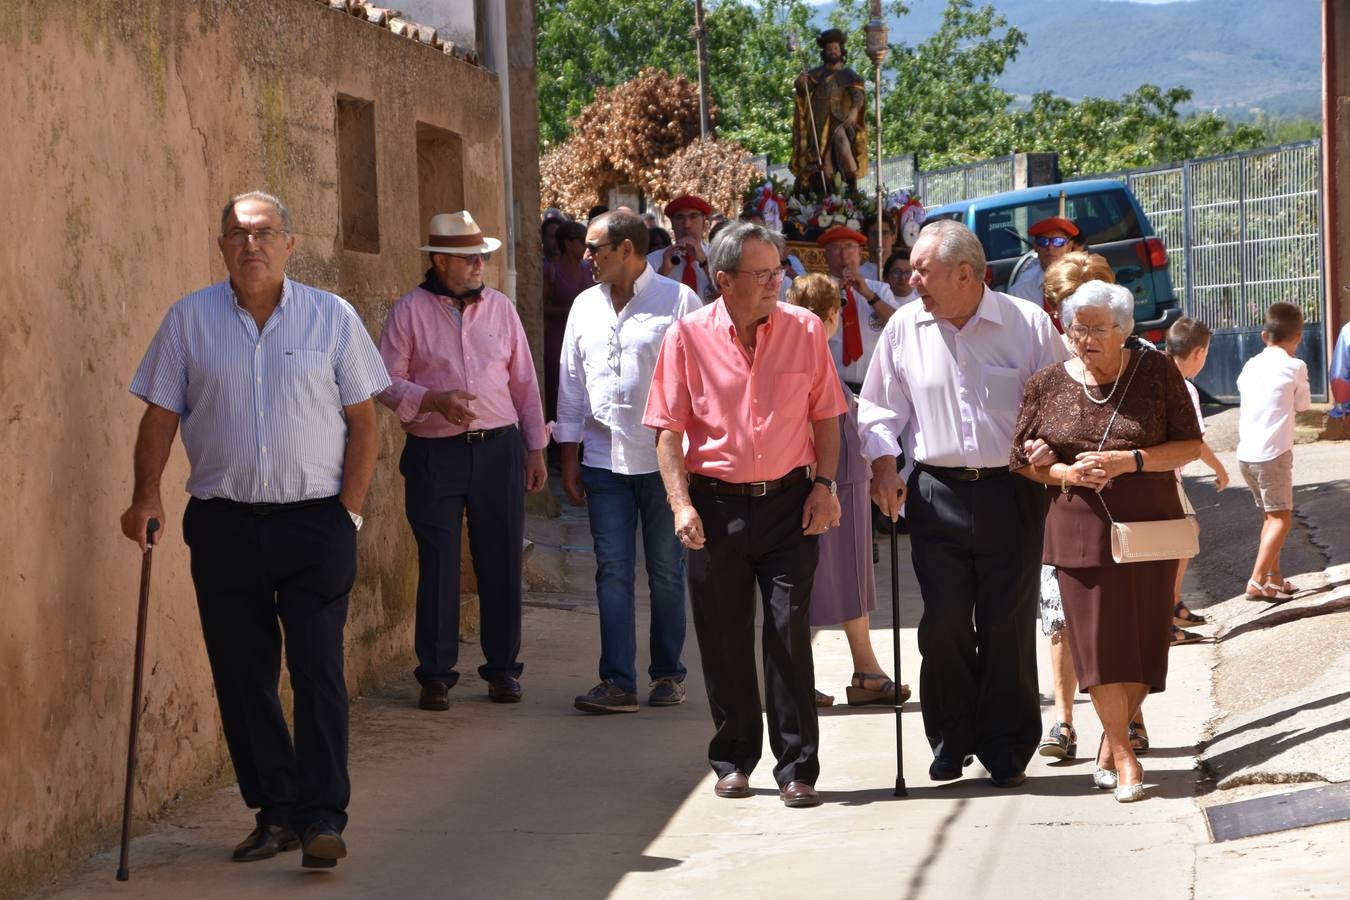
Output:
top-left (858, 216), bottom-right (896, 282)
top-left (860, 219), bottom-right (1070, 788)
top-left (1007, 216), bottom-right (1082, 304)
top-left (819, 225), bottom-right (904, 394)
top-left (650, 194), bottom-right (714, 302)
top-left (560, 210), bottom-right (701, 713)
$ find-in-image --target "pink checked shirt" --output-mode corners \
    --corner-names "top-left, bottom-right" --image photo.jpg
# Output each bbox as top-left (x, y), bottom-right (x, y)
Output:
top-left (377, 285), bottom-right (548, 450)
top-left (643, 299), bottom-right (846, 483)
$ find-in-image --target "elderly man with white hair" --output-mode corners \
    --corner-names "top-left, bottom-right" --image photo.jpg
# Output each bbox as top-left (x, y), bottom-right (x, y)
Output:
top-left (1010, 280), bottom-right (1201, 803)
top-left (859, 219), bottom-right (1069, 789)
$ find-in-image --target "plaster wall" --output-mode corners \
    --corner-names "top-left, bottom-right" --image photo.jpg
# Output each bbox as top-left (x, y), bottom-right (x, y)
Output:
top-left (0, 0), bottom-right (535, 884)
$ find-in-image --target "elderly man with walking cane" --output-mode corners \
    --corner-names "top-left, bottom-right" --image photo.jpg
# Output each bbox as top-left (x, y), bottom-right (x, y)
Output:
top-left (119, 191), bottom-right (390, 869)
top-left (859, 219), bottom-right (1069, 788)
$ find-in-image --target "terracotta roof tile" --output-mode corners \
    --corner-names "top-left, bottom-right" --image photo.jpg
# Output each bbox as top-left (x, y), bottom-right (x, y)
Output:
top-left (314, 0), bottom-right (480, 65)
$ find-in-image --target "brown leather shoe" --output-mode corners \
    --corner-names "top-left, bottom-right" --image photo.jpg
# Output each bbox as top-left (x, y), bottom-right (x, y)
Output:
top-left (779, 781), bottom-right (821, 808)
top-left (419, 681), bottom-right (450, 711)
top-left (713, 770), bottom-right (751, 799)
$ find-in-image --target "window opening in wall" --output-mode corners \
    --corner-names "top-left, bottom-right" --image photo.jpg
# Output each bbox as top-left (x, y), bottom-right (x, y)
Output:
top-left (416, 122), bottom-right (465, 235)
top-left (337, 94), bottom-right (380, 254)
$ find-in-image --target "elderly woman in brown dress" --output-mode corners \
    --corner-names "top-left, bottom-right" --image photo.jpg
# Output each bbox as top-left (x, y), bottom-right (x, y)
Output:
top-left (1010, 281), bottom-right (1201, 802)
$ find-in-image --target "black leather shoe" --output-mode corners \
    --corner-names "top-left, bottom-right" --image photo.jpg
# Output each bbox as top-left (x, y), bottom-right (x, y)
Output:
top-left (300, 823), bottom-right (347, 869)
top-left (928, 754), bottom-right (975, 782)
top-left (419, 681), bottom-right (450, 711)
top-left (487, 676), bottom-right (522, 703)
top-left (231, 823), bottom-right (300, 862)
top-left (990, 770), bottom-right (1027, 788)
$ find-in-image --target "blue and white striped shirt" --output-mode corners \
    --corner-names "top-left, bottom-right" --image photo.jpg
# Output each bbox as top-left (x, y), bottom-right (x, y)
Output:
top-left (130, 278), bottom-right (392, 503)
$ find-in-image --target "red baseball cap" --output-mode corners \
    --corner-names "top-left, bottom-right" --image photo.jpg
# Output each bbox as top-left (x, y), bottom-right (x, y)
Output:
top-left (1027, 216), bottom-right (1080, 238)
top-left (816, 225), bottom-right (867, 247)
top-left (665, 195), bottom-right (713, 216)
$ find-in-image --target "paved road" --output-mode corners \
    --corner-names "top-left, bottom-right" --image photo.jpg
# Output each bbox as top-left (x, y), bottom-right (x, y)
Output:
top-left (38, 495), bottom-right (1221, 899)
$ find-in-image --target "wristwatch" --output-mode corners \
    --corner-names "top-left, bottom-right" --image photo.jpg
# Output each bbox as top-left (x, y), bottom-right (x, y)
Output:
top-left (347, 508), bottom-right (364, 531)
top-left (812, 476), bottom-right (838, 496)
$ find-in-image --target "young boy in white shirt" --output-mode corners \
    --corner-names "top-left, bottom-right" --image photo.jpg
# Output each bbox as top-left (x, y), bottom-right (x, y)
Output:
top-left (1236, 302), bottom-right (1312, 600)
top-left (1165, 317), bottom-right (1229, 643)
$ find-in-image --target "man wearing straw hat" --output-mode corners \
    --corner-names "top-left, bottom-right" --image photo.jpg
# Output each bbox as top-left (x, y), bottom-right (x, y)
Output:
top-left (377, 211), bottom-right (549, 711)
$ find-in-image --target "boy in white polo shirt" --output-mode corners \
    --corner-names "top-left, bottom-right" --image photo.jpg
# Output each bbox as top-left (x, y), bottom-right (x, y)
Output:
top-left (1236, 302), bottom-right (1312, 601)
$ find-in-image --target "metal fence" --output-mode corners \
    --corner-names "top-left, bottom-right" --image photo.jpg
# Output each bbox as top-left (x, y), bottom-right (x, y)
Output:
top-left (758, 155), bottom-right (919, 195)
top-left (916, 156), bottom-right (1016, 207)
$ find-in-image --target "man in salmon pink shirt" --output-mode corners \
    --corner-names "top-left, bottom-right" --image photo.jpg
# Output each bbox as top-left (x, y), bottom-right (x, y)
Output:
top-left (378, 211), bottom-right (548, 711)
top-left (644, 221), bottom-right (846, 809)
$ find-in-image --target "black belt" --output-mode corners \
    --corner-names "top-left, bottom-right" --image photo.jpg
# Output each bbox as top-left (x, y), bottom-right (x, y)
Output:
top-left (914, 462), bottom-right (1010, 482)
top-left (207, 495), bottom-right (337, 515)
top-left (688, 465), bottom-right (809, 498)
top-left (845, 380), bottom-right (864, 395)
top-left (446, 424), bottom-right (516, 443)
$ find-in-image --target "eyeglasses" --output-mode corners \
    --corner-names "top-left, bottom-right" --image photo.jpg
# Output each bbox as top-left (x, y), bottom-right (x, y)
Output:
top-left (1067, 324), bottom-right (1118, 341)
top-left (585, 241), bottom-right (619, 255)
top-left (223, 227), bottom-right (287, 246)
top-left (448, 252), bottom-right (490, 265)
top-left (732, 268), bottom-right (786, 286)
top-left (1033, 235), bottom-right (1070, 249)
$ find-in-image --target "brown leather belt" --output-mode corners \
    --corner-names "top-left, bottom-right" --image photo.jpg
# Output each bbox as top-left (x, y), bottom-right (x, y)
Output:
top-left (914, 462), bottom-right (1010, 482)
top-left (688, 465), bottom-right (810, 498)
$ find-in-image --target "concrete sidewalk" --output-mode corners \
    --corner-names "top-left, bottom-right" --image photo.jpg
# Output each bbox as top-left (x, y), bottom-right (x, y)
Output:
top-left (36, 492), bottom-right (1220, 900)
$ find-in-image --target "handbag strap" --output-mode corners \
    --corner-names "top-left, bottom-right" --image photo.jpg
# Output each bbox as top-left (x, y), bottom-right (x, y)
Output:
top-left (1087, 351), bottom-right (1142, 526)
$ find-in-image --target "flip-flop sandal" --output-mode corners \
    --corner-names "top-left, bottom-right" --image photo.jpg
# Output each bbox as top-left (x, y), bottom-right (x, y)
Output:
top-left (1267, 574), bottom-right (1298, 594)
top-left (1171, 626), bottom-right (1207, 645)
top-left (1173, 602), bottom-right (1207, 627)
top-left (845, 672), bottom-right (912, 706)
top-left (815, 689), bottom-right (835, 708)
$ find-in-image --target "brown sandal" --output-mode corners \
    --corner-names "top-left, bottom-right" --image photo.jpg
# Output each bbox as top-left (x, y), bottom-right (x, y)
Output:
top-left (1173, 602), bottom-right (1207, 627)
top-left (846, 672), bottom-right (912, 707)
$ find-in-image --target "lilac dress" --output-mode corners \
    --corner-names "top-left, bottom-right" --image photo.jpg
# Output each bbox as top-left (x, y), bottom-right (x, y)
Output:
top-left (810, 388), bottom-right (878, 627)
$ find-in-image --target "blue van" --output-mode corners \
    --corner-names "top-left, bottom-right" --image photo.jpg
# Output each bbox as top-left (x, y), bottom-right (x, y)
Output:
top-left (925, 179), bottom-right (1181, 339)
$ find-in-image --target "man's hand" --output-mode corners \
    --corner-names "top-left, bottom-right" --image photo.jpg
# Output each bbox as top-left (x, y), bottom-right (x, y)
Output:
top-left (524, 449), bottom-right (548, 494)
top-left (659, 245), bottom-right (679, 276)
top-left (675, 236), bottom-right (707, 264)
top-left (426, 390), bottom-right (478, 427)
top-left (120, 499), bottom-right (165, 552)
top-left (869, 456), bottom-right (906, 520)
top-left (673, 503), bottom-right (705, 550)
top-left (801, 485), bottom-right (841, 535)
top-left (560, 445), bottom-right (586, 506)
top-left (1024, 438), bottom-right (1059, 468)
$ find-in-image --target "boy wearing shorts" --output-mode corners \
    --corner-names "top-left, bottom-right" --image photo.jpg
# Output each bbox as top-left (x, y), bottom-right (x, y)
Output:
top-left (1236, 302), bottom-right (1311, 600)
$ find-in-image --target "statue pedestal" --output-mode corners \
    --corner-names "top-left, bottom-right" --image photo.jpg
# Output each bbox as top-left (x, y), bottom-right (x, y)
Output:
top-left (786, 241), bottom-right (870, 276)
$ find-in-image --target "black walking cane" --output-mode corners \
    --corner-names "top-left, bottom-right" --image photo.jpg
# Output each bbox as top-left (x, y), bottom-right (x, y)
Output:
top-left (890, 514), bottom-right (908, 797)
top-left (116, 518), bottom-right (159, 882)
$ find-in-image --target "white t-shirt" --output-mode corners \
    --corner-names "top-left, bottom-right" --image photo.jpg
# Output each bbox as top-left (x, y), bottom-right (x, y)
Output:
top-left (1236, 346), bottom-right (1312, 463)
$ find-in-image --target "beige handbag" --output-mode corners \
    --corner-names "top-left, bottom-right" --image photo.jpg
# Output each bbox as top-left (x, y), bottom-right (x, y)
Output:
top-left (1089, 357), bottom-right (1200, 565)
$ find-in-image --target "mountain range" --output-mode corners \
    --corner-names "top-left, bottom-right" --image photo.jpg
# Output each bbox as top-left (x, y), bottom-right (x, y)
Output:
top-left (814, 0), bottom-right (1321, 118)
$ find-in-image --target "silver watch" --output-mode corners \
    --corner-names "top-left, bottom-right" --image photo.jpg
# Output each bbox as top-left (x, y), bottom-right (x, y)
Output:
top-left (812, 476), bottom-right (838, 496)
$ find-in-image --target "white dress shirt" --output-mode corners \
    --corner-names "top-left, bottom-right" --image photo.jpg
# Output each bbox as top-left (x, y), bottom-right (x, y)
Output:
top-left (1236, 345), bottom-right (1312, 463)
top-left (555, 265), bottom-right (701, 474)
top-left (858, 286), bottom-right (1071, 467)
top-left (647, 244), bottom-right (712, 301)
top-left (1007, 257), bottom-right (1044, 302)
top-left (827, 278), bottom-right (902, 388)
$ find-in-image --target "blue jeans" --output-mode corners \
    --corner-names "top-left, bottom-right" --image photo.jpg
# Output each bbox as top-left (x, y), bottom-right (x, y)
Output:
top-left (580, 465), bottom-right (687, 692)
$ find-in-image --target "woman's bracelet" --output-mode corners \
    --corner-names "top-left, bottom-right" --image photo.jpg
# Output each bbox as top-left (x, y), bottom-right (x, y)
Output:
top-left (1059, 464), bottom-right (1070, 493)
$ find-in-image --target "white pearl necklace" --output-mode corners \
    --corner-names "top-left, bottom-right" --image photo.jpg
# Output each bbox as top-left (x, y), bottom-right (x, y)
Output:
top-left (1075, 349), bottom-right (1129, 405)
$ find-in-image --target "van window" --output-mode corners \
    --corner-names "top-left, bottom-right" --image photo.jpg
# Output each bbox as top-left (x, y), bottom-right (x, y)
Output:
top-left (973, 190), bottom-right (1142, 261)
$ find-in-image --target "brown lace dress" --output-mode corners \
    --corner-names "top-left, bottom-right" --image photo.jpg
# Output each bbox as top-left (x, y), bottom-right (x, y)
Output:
top-left (1011, 350), bottom-right (1201, 692)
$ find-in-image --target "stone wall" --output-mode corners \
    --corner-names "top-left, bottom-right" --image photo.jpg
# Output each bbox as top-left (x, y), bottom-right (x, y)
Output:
top-left (0, 0), bottom-right (537, 886)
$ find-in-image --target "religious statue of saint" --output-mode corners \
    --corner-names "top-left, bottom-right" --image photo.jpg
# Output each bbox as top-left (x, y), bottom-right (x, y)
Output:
top-left (791, 28), bottom-right (869, 195)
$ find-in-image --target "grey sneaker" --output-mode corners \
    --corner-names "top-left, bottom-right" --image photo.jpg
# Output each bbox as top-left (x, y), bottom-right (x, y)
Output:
top-left (648, 677), bottom-right (687, 707)
top-left (574, 679), bottom-right (639, 714)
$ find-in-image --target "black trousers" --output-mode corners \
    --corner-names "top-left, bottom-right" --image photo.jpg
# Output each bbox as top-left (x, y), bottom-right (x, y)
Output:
top-left (401, 429), bottom-right (525, 686)
top-left (687, 479), bottom-right (819, 787)
top-left (182, 496), bottom-right (355, 834)
top-left (907, 468), bottom-right (1046, 776)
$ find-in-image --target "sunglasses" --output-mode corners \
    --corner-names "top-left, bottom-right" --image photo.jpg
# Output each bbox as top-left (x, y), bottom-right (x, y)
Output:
top-left (1032, 235), bottom-right (1070, 249)
top-left (585, 240), bottom-right (619, 255)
